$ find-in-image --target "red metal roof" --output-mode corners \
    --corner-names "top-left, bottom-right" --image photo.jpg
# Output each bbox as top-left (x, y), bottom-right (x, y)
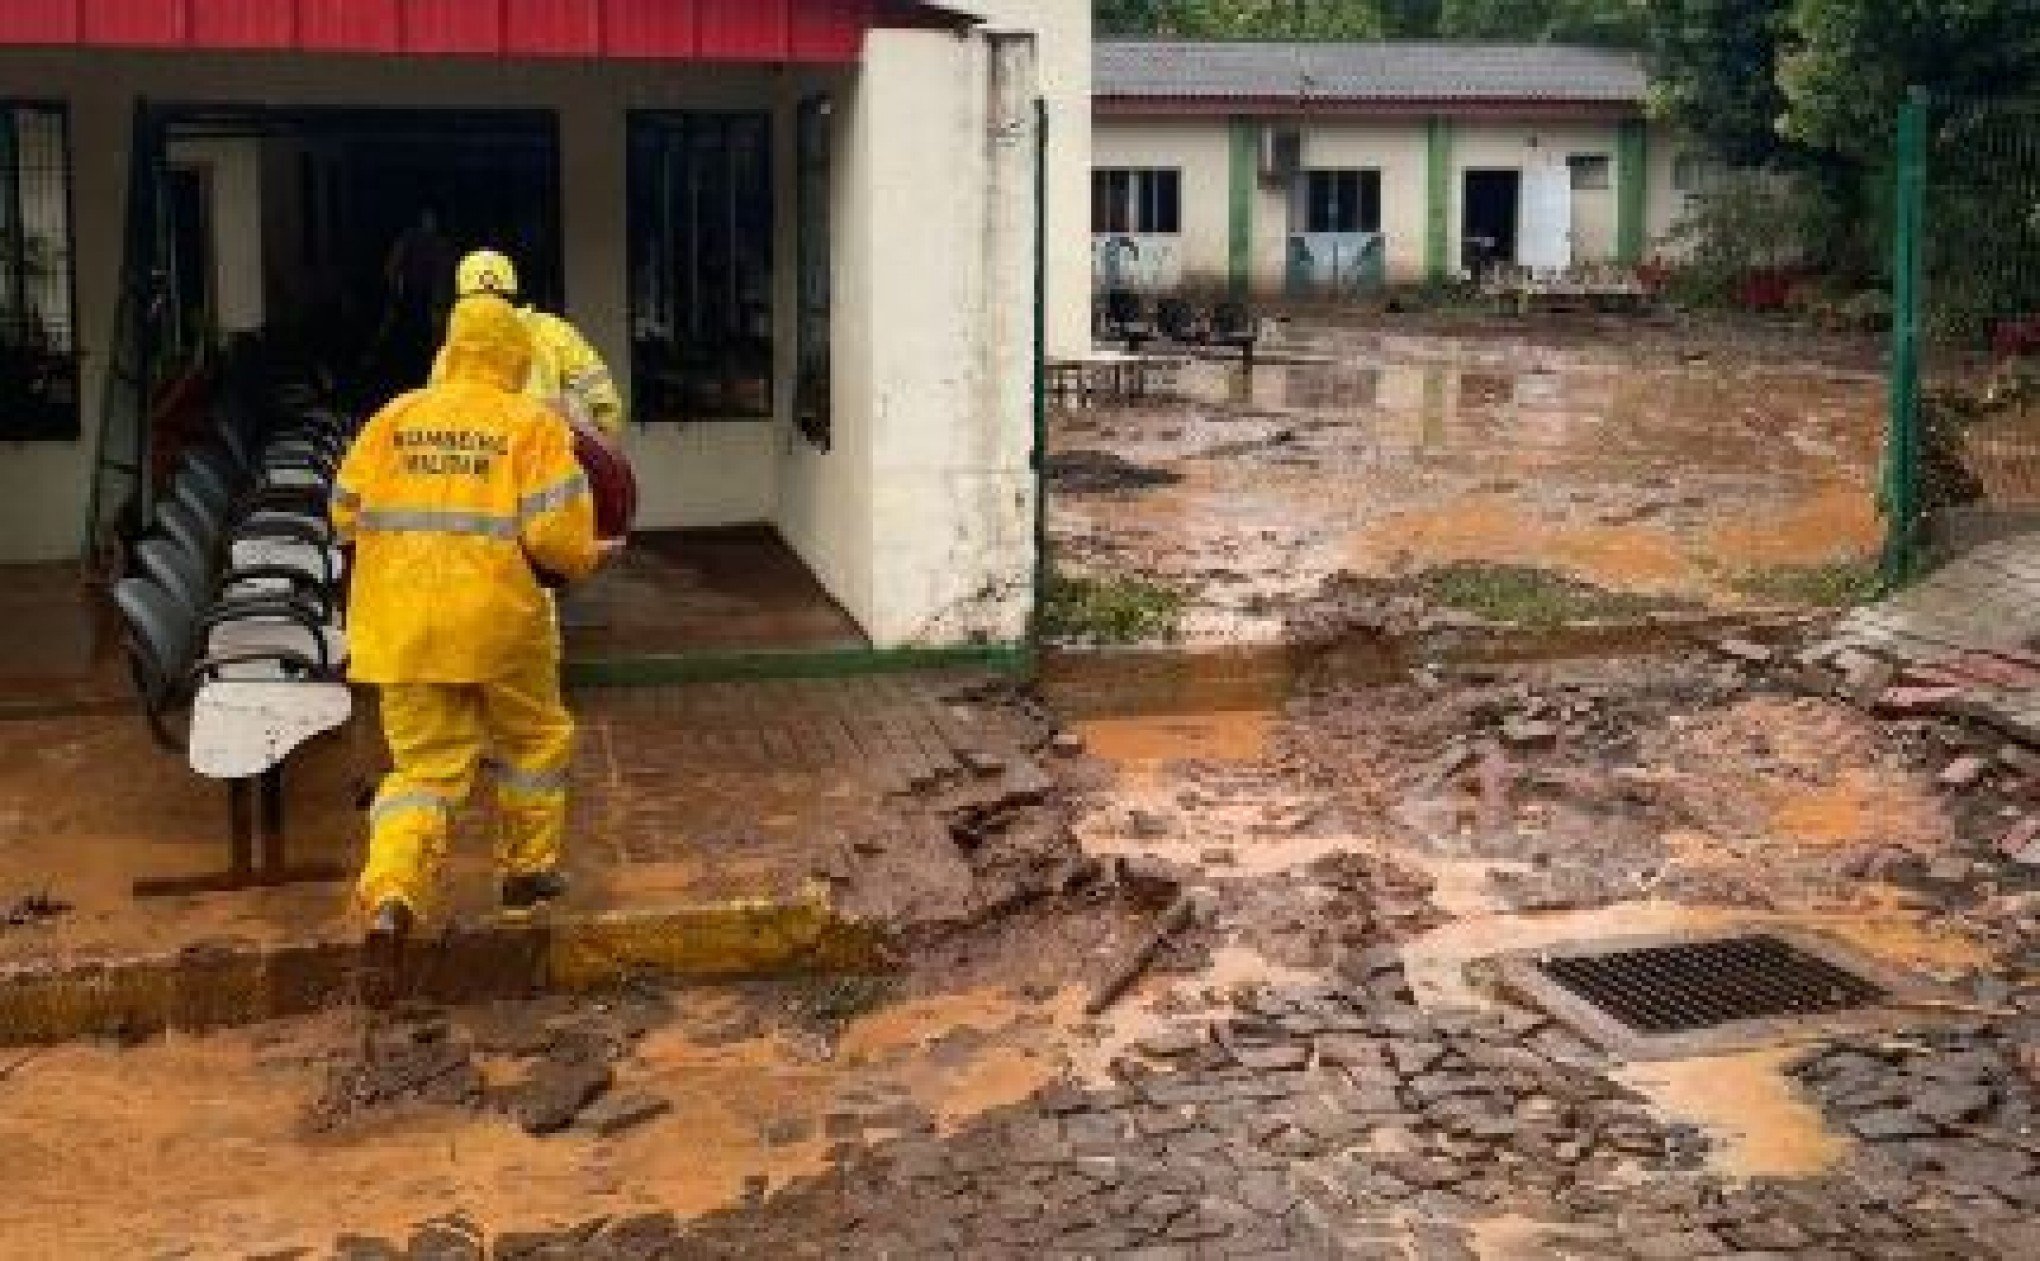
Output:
top-left (0, 0), bottom-right (942, 63)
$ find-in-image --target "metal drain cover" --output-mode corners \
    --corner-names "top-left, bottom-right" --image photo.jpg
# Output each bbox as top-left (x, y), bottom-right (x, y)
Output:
top-left (1495, 928), bottom-right (1958, 1060)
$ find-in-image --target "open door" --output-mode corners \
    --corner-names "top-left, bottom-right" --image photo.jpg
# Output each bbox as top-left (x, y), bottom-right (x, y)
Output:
top-left (1519, 160), bottom-right (1573, 271)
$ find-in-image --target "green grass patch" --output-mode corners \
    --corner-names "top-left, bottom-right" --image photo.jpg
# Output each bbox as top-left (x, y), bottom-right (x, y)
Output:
top-left (1725, 559), bottom-right (1881, 609)
top-left (1040, 571), bottom-right (1186, 645)
top-left (1412, 562), bottom-right (1691, 628)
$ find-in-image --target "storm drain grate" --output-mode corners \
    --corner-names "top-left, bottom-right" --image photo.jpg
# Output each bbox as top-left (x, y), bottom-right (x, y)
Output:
top-left (1534, 933), bottom-right (1889, 1036)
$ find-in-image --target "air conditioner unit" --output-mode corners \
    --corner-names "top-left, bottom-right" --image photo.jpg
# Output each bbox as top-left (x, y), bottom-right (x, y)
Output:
top-left (1259, 126), bottom-right (1302, 187)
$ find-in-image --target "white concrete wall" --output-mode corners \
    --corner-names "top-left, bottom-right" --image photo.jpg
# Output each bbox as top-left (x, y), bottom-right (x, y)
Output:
top-left (962, 0), bottom-right (1091, 359)
top-left (1648, 131), bottom-right (1712, 258)
top-left (164, 137), bottom-right (266, 333)
top-left (779, 26), bottom-right (1037, 647)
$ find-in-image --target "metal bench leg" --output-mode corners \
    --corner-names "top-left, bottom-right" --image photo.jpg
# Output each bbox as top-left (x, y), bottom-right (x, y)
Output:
top-left (133, 767), bottom-right (348, 898)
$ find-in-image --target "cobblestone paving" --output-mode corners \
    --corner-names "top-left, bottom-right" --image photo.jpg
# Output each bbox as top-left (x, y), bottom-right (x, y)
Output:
top-left (348, 952), bottom-right (2039, 1259)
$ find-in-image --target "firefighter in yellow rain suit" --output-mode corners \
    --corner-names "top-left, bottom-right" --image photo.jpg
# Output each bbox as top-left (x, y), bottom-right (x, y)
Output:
top-left (432, 249), bottom-right (625, 439)
top-left (335, 294), bottom-right (608, 947)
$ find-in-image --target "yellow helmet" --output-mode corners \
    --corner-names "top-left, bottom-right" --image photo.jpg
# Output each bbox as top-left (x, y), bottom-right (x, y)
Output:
top-left (456, 249), bottom-right (520, 299)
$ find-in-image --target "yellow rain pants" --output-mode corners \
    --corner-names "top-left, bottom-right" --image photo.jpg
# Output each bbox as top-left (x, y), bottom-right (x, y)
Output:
top-left (356, 654), bottom-right (574, 920)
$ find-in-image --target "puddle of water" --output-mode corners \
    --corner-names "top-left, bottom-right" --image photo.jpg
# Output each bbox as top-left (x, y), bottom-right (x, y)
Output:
top-left (1053, 327), bottom-right (1887, 645)
top-left (0, 987), bottom-right (1080, 1257)
top-left (1076, 710), bottom-right (1276, 765)
top-left (1620, 1047), bottom-right (1850, 1179)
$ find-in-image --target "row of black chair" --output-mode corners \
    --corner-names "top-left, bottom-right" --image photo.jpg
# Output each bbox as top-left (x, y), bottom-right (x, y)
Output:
top-left (1098, 290), bottom-right (1259, 363)
top-left (109, 361), bottom-right (359, 897)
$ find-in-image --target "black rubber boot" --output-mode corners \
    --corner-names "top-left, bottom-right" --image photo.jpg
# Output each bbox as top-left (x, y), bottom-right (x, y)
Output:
top-left (362, 900), bottom-right (414, 1010)
top-left (500, 870), bottom-right (569, 913)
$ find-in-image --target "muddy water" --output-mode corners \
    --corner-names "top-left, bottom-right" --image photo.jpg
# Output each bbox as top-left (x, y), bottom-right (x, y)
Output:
top-left (1052, 327), bottom-right (1885, 644)
top-left (0, 988), bottom-right (1079, 1256)
top-left (1620, 1047), bottom-right (1851, 1178)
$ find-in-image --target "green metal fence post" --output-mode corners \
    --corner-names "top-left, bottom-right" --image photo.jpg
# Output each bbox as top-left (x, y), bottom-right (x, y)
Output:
top-left (1882, 88), bottom-right (1929, 587)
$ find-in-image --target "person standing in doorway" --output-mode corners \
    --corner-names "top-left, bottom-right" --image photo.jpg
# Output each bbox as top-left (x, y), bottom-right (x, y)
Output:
top-left (381, 208), bottom-right (457, 385)
top-left (336, 293), bottom-right (618, 961)
top-left (437, 249), bottom-right (625, 441)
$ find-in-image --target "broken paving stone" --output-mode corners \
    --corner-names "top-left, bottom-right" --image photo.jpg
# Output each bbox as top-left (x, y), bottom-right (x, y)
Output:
top-left (957, 747), bottom-right (1007, 777)
top-left (760, 1115), bottom-right (816, 1147)
top-left (1712, 638), bottom-right (1774, 666)
top-left (1940, 755), bottom-right (1990, 791)
top-left (576, 1091), bottom-right (673, 1139)
top-left (1911, 1083), bottom-right (1995, 1127)
top-left (1388, 1040), bottom-right (1446, 1076)
top-left (404, 1216), bottom-right (484, 1261)
top-left (1135, 1027), bottom-right (1208, 1059)
top-left (1998, 816), bottom-right (2040, 865)
top-left (1128, 810), bottom-right (1173, 839)
top-left (509, 1057), bottom-right (613, 1136)
top-left (1848, 1109), bottom-right (1941, 1142)
top-left (1233, 1043), bottom-right (1312, 1072)
top-left (1500, 718), bottom-right (1560, 749)
top-left (1874, 686), bottom-right (1971, 716)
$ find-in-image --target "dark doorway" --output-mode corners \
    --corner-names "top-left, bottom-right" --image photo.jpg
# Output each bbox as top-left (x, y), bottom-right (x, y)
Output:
top-left (1462, 169), bottom-right (1521, 275)
top-left (145, 106), bottom-right (562, 404)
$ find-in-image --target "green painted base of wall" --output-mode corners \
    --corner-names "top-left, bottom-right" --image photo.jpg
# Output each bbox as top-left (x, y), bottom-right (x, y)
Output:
top-left (565, 643), bottom-right (1033, 688)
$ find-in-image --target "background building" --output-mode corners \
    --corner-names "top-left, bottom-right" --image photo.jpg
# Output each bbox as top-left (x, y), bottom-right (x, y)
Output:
top-left (1091, 39), bottom-right (1713, 296)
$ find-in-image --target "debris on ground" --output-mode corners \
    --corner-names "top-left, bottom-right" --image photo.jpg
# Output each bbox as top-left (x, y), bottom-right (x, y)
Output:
top-left (1044, 449), bottom-right (1183, 494)
top-left (2, 890), bottom-right (69, 929)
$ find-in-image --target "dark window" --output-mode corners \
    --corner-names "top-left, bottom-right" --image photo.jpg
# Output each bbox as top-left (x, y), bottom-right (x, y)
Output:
top-left (627, 111), bottom-right (773, 424)
top-left (0, 103), bottom-right (77, 441)
top-left (1303, 169), bottom-right (1381, 235)
top-left (1568, 154), bottom-right (1612, 191)
top-left (1092, 168), bottom-right (1179, 235)
top-left (794, 95), bottom-right (832, 451)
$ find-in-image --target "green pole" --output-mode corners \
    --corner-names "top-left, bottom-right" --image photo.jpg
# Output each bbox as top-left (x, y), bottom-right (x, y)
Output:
top-left (1882, 88), bottom-right (1929, 588)
top-left (1425, 116), bottom-right (1452, 283)
top-left (1227, 117), bottom-right (1256, 299)
top-left (1028, 96), bottom-right (1050, 667)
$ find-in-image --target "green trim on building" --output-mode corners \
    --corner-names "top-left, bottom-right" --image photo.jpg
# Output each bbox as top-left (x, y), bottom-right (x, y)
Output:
top-left (1227, 117), bottom-right (1257, 297)
top-left (1616, 118), bottom-right (1649, 265)
top-left (565, 643), bottom-right (1033, 688)
top-left (1425, 116), bottom-right (1452, 283)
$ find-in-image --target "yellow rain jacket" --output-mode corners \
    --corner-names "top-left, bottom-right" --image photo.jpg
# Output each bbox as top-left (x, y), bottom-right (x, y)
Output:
top-left (336, 295), bottom-right (600, 684)
top-left (432, 306), bottom-right (624, 438)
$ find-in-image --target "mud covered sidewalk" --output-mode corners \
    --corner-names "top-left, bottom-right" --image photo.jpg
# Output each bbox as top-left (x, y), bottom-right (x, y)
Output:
top-left (1049, 314), bottom-right (1888, 645)
top-left (4, 625), bottom-right (2039, 1258)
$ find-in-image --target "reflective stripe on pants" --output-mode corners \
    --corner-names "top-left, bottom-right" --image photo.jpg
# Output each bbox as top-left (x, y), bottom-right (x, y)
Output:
top-left (355, 656), bottom-right (575, 920)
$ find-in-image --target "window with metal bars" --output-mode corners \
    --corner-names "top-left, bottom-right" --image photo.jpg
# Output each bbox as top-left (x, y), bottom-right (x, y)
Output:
top-left (1092, 168), bottom-right (1181, 235)
top-left (0, 103), bottom-right (77, 441)
top-left (627, 111), bottom-right (774, 424)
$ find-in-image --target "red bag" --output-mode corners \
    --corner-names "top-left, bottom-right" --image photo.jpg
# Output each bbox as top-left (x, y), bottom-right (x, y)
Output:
top-left (572, 426), bottom-right (637, 541)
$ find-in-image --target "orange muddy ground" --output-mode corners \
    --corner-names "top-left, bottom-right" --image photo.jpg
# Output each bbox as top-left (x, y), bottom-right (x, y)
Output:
top-left (1051, 319), bottom-right (1886, 642)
